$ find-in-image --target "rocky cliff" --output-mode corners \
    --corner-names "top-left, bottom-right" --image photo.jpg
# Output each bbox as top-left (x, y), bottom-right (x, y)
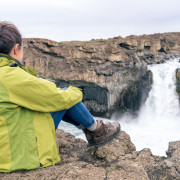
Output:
top-left (22, 32), bottom-right (180, 116)
top-left (1, 130), bottom-right (180, 180)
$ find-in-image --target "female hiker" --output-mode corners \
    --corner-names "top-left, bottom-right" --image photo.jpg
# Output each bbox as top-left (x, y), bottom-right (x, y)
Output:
top-left (0, 21), bottom-right (120, 172)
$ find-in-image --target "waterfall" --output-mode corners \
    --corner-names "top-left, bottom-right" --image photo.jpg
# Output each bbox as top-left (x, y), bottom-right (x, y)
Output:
top-left (113, 58), bottom-right (180, 156)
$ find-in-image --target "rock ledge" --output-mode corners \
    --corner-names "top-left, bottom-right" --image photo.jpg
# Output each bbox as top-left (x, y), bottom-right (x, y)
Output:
top-left (1, 129), bottom-right (180, 180)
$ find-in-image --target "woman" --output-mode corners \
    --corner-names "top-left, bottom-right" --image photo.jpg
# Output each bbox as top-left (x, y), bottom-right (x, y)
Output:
top-left (0, 21), bottom-right (120, 172)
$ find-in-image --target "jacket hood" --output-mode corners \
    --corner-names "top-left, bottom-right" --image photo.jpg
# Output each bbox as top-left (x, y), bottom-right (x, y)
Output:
top-left (0, 53), bottom-right (20, 67)
top-left (0, 53), bottom-right (37, 76)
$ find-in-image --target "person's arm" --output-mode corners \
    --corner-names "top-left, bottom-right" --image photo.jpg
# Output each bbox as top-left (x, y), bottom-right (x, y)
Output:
top-left (2, 67), bottom-right (82, 112)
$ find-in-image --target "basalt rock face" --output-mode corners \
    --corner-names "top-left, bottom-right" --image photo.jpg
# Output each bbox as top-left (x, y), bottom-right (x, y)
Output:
top-left (1, 130), bottom-right (180, 180)
top-left (22, 33), bottom-right (180, 116)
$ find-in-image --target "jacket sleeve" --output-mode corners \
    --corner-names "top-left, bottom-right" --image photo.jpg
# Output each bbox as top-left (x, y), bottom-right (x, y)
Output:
top-left (3, 67), bottom-right (83, 112)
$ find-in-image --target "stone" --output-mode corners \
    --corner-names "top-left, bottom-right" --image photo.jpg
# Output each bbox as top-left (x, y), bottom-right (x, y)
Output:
top-left (136, 148), bottom-right (155, 167)
top-left (166, 141), bottom-right (180, 160)
top-left (94, 131), bottom-right (136, 162)
top-left (1, 129), bottom-right (180, 179)
top-left (107, 161), bottom-right (149, 180)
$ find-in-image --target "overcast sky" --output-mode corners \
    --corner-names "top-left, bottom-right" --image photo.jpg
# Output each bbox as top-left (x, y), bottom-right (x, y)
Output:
top-left (0, 0), bottom-right (180, 42)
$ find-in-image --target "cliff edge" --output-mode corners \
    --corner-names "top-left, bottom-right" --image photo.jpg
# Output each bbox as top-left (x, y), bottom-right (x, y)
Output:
top-left (1, 129), bottom-right (179, 180)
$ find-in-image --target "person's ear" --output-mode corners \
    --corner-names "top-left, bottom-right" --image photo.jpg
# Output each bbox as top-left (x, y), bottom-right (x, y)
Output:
top-left (9, 43), bottom-right (23, 61)
top-left (13, 44), bottom-right (21, 55)
top-left (10, 43), bottom-right (19, 56)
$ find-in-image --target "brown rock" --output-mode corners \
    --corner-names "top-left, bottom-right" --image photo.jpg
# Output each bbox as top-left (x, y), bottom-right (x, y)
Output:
top-left (107, 161), bottom-right (149, 180)
top-left (166, 141), bottom-right (180, 160)
top-left (94, 131), bottom-right (136, 162)
top-left (0, 129), bottom-right (180, 179)
top-left (136, 148), bottom-right (155, 167)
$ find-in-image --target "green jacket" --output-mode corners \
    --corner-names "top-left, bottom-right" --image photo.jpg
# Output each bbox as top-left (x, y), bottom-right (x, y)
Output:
top-left (0, 54), bottom-right (82, 172)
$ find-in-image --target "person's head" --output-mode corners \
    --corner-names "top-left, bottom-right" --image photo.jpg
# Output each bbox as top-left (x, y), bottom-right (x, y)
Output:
top-left (0, 21), bottom-right (23, 62)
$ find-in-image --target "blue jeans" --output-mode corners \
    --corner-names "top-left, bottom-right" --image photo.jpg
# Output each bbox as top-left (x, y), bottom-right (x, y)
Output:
top-left (50, 102), bottom-right (95, 130)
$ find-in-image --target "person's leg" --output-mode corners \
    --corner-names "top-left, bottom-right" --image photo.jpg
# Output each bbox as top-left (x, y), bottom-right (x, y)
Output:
top-left (50, 110), bottom-right (67, 130)
top-left (50, 87), bottom-right (82, 130)
top-left (50, 102), bottom-right (95, 145)
top-left (50, 102), bottom-right (120, 146)
top-left (62, 102), bottom-right (120, 146)
top-left (62, 102), bottom-right (97, 130)
top-left (51, 86), bottom-right (120, 146)
top-left (50, 110), bottom-right (83, 130)
top-left (62, 102), bottom-right (98, 145)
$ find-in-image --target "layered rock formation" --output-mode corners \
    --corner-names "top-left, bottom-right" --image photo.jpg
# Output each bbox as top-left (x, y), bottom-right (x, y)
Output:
top-left (22, 32), bottom-right (180, 116)
top-left (1, 130), bottom-right (180, 180)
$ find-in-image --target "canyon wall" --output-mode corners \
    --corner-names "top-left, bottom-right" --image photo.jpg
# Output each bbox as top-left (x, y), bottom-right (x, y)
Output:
top-left (22, 32), bottom-right (180, 116)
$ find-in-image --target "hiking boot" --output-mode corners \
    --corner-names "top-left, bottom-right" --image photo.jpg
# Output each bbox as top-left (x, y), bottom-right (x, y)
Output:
top-left (91, 120), bottom-right (120, 147)
top-left (83, 122), bottom-right (113, 146)
top-left (83, 128), bottom-right (94, 146)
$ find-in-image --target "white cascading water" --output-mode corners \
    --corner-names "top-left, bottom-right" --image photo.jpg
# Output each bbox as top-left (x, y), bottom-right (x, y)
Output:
top-left (112, 58), bottom-right (180, 156)
top-left (59, 58), bottom-right (180, 156)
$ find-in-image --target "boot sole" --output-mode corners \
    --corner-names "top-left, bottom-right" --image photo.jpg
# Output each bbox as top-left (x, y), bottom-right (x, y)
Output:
top-left (87, 141), bottom-right (94, 147)
top-left (94, 123), bottom-right (121, 147)
top-left (87, 143), bottom-right (94, 147)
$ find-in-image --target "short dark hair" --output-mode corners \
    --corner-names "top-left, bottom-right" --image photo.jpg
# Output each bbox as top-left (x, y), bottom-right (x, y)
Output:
top-left (0, 21), bottom-right (22, 54)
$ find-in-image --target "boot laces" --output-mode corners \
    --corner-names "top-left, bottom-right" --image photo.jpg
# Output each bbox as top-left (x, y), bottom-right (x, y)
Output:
top-left (100, 120), bottom-right (109, 133)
